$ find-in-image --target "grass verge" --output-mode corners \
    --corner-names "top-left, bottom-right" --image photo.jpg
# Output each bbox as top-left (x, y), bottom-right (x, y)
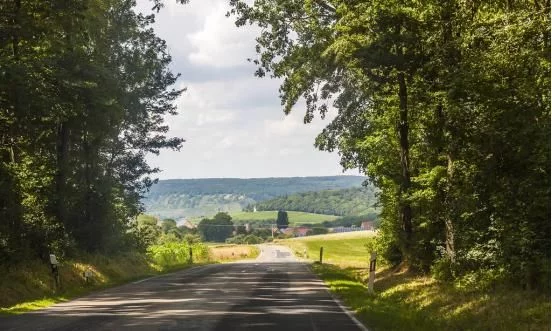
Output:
top-left (0, 250), bottom-right (210, 315)
top-left (312, 263), bottom-right (550, 331)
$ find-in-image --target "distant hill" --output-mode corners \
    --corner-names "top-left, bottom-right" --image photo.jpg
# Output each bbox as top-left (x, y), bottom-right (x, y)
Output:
top-left (249, 187), bottom-right (378, 216)
top-left (143, 176), bottom-right (367, 219)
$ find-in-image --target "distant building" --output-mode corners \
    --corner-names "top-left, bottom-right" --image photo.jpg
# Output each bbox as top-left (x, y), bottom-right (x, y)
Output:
top-left (280, 227), bottom-right (309, 237)
top-left (177, 219), bottom-right (197, 229)
top-left (294, 227), bottom-right (309, 237)
top-left (330, 225), bottom-right (364, 233)
top-left (361, 221), bottom-right (375, 231)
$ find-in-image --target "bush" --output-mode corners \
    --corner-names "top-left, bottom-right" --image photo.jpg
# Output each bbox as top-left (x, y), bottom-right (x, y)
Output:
top-left (146, 242), bottom-right (209, 267)
top-left (225, 234), bottom-right (263, 244)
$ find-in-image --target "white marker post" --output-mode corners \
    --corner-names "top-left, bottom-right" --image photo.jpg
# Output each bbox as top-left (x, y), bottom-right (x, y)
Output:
top-left (49, 254), bottom-right (60, 290)
top-left (368, 252), bottom-right (377, 293)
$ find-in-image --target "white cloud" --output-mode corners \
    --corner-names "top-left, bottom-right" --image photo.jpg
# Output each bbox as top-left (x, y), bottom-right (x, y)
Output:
top-left (187, 2), bottom-right (258, 68)
top-left (136, 0), bottom-right (361, 179)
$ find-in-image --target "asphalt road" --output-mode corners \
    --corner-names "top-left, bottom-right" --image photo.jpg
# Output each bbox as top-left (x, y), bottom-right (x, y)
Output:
top-left (1, 245), bottom-right (366, 331)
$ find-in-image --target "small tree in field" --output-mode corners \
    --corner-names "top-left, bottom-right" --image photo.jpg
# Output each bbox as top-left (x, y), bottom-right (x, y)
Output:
top-left (276, 210), bottom-right (289, 230)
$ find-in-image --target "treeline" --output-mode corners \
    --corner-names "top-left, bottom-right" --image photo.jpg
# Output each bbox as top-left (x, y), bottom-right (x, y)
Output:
top-left (246, 187), bottom-right (378, 216)
top-left (0, 0), bottom-right (182, 263)
top-left (320, 215), bottom-right (379, 229)
top-left (230, 0), bottom-right (550, 289)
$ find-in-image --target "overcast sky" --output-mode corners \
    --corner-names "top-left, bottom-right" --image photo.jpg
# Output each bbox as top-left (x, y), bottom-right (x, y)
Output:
top-left (136, 0), bottom-right (360, 179)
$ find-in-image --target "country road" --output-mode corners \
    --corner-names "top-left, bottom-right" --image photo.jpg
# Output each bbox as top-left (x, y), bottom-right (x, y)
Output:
top-left (0, 245), bottom-right (367, 331)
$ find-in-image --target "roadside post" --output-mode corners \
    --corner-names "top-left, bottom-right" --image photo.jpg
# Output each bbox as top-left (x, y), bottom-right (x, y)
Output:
top-left (189, 246), bottom-right (193, 264)
top-left (368, 252), bottom-right (377, 293)
top-left (83, 268), bottom-right (93, 284)
top-left (319, 247), bottom-right (324, 263)
top-left (49, 254), bottom-right (60, 291)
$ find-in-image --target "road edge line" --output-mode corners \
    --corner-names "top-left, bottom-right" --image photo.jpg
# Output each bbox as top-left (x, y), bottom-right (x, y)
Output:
top-left (306, 264), bottom-right (370, 331)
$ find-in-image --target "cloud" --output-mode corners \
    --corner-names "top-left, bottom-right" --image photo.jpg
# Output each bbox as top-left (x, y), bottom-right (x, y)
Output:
top-left (187, 2), bottom-right (258, 68)
top-left (136, 0), bottom-right (361, 179)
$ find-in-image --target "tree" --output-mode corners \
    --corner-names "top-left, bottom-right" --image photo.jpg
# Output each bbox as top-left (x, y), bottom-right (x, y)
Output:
top-left (198, 212), bottom-right (234, 242)
top-left (160, 219), bottom-right (178, 234)
top-left (229, 0), bottom-right (550, 288)
top-left (0, 0), bottom-right (184, 260)
top-left (276, 210), bottom-right (289, 230)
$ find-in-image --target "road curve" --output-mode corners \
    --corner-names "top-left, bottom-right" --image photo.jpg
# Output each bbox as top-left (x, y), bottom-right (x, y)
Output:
top-left (0, 245), bottom-right (366, 331)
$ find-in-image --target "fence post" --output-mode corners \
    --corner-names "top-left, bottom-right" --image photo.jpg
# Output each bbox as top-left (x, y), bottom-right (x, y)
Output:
top-left (319, 247), bottom-right (324, 263)
top-left (368, 251), bottom-right (377, 293)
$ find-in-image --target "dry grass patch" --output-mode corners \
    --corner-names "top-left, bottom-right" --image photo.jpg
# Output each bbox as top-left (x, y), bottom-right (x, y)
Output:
top-left (209, 244), bottom-right (260, 262)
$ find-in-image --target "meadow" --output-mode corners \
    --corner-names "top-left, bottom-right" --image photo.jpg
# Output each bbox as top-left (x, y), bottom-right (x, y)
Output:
top-left (279, 231), bottom-right (376, 267)
top-left (229, 210), bottom-right (338, 224)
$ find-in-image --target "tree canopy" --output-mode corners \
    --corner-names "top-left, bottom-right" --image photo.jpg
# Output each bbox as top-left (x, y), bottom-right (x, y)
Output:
top-left (229, 0), bottom-right (550, 288)
top-left (276, 210), bottom-right (289, 230)
top-left (198, 212), bottom-right (235, 242)
top-left (0, 0), bottom-right (183, 261)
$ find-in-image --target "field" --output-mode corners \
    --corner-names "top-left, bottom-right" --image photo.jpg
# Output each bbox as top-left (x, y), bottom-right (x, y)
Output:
top-left (229, 210), bottom-right (338, 224)
top-left (278, 231), bottom-right (376, 267)
top-left (208, 244), bottom-right (260, 262)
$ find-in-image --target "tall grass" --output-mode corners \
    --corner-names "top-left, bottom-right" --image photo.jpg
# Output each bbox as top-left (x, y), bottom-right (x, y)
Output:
top-left (147, 242), bottom-right (209, 268)
top-left (0, 242), bottom-right (211, 314)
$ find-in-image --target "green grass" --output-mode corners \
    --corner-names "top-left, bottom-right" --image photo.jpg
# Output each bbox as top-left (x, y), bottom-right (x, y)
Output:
top-left (229, 210), bottom-right (338, 224)
top-left (278, 231), bottom-right (376, 267)
top-left (279, 232), bottom-right (549, 330)
top-left (312, 263), bottom-right (550, 331)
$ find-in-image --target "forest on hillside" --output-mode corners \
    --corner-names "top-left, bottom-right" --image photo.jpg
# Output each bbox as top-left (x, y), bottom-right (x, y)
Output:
top-left (248, 187), bottom-right (378, 216)
top-left (145, 176), bottom-right (366, 200)
top-left (143, 176), bottom-right (367, 218)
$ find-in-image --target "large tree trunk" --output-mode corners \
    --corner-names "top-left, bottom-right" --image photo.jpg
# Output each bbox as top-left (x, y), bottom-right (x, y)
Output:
top-left (436, 103), bottom-right (456, 264)
top-left (444, 154), bottom-right (456, 263)
top-left (55, 122), bottom-right (70, 228)
top-left (398, 72), bottom-right (413, 252)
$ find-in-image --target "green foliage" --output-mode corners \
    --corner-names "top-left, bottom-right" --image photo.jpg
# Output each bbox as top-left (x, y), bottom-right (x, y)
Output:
top-left (230, 0), bottom-right (550, 289)
top-left (0, 0), bottom-right (183, 260)
top-left (197, 212), bottom-right (234, 242)
top-left (183, 233), bottom-right (202, 245)
top-left (276, 210), bottom-right (289, 229)
top-left (143, 176), bottom-right (366, 219)
top-left (312, 263), bottom-right (550, 331)
top-left (225, 234), bottom-right (263, 245)
top-left (252, 187), bottom-right (378, 216)
top-left (251, 228), bottom-right (272, 240)
top-left (146, 242), bottom-right (209, 267)
top-left (321, 214), bottom-right (379, 228)
top-left (160, 219), bottom-right (177, 234)
top-left (306, 227), bottom-right (329, 236)
top-left (231, 210), bottom-right (338, 224)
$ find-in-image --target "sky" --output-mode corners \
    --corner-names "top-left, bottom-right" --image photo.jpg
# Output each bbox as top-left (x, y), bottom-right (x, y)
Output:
top-left (136, 0), bottom-right (361, 179)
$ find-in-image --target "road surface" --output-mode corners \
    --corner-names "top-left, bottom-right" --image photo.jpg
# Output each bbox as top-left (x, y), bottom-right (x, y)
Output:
top-left (0, 244), bottom-right (366, 330)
